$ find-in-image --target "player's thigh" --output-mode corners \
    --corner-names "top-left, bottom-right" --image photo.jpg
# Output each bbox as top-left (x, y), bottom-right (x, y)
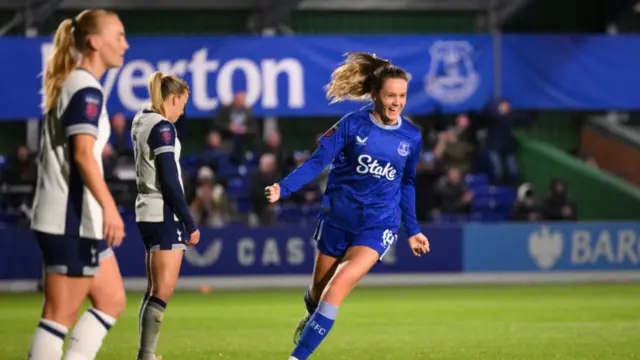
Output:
top-left (36, 232), bottom-right (97, 326)
top-left (88, 246), bottom-right (126, 318)
top-left (311, 220), bottom-right (347, 298)
top-left (321, 245), bottom-right (380, 305)
top-left (149, 249), bottom-right (184, 297)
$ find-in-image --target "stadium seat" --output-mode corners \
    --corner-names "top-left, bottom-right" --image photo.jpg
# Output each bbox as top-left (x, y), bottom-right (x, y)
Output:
top-left (225, 177), bottom-right (250, 198)
top-left (465, 173), bottom-right (490, 189)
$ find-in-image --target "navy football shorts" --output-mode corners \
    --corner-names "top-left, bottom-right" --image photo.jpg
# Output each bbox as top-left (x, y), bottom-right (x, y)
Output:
top-left (137, 221), bottom-right (187, 253)
top-left (312, 219), bottom-right (398, 260)
top-left (35, 231), bottom-right (114, 277)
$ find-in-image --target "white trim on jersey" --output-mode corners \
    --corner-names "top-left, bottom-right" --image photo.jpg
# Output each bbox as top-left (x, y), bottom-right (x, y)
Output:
top-left (67, 123), bottom-right (99, 137)
top-left (153, 145), bottom-right (174, 155)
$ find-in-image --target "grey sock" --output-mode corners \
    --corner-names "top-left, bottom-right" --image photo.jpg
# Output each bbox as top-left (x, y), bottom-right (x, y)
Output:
top-left (137, 296), bottom-right (166, 360)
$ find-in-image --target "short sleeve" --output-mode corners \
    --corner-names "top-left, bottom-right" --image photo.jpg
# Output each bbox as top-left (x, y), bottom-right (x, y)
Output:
top-left (147, 120), bottom-right (176, 156)
top-left (64, 87), bottom-right (104, 138)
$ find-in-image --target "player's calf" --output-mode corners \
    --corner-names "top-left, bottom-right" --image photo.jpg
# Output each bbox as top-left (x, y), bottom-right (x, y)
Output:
top-left (28, 270), bottom-right (93, 360)
top-left (290, 301), bottom-right (339, 360)
top-left (293, 287), bottom-right (318, 344)
top-left (65, 254), bottom-right (125, 360)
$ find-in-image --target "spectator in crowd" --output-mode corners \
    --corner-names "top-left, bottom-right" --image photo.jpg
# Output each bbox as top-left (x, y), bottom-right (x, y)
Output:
top-left (189, 166), bottom-right (230, 228)
top-left (250, 153), bottom-right (280, 225)
top-left (200, 130), bottom-right (224, 173)
top-left (435, 166), bottom-right (473, 216)
top-left (511, 183), bottom-right (540, 221)
top-left (213, 91), bottom-right (257, 161)
top-left (108, 112), bottom-right (133, 159)
top-left (542, 178), bottom-right (577, 221)
top-left (258, 129), bottom-right (291, 177)
top-left (1, 145), bottom-right (37, 184)
top-left (433, 114), bottom-right (475, 174)
top-left (214, 92), bottom-right (256, 136)
top-left (1, 145), bottom-right (37, 217)
top-left (481, 99), bottom-right (533, 186)
top-left (415, 151), bottom-right (443, 222)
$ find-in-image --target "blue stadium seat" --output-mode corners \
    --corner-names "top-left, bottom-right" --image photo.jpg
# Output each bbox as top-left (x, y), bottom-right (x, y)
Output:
top-left (465, 173), bottom-right (489, 189)
top-left (434, 213), bottom-right (468, 224)
top-left (235, 196), bottom-right (253, 214)
top-left (277, 203), bottom-right (304, 224)
top-left (226, 177), bottom-right (250, 198)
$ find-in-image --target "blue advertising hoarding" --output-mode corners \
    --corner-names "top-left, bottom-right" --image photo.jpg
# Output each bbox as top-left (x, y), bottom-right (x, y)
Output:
top-left (0, 35), bottom-right (494, 119)
top-left (0, 223), bottom-right (462, 280)
top-left (501, 35), bottom-right (640, 110)
top-left (463, 222), bottom-right (640, 272)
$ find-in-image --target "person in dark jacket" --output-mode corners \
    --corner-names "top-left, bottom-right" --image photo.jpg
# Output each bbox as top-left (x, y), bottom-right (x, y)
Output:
top-left (481, 99), bottom-right (533, 185)
top-left (542, 178), bottom-right (577, 221)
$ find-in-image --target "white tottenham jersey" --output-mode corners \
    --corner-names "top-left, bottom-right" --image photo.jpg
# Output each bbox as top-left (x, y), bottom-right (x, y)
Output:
top-left (131, 110), bottom-right (183, 222)
top-left (31, 69), bottom-right (110, 240)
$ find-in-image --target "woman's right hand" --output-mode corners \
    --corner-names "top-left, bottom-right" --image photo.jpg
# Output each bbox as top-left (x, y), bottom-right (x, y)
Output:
top-left (186, 229), bottom-right (200, 247)
top-left (265, 183), bottom-right (281, 203)
top-left (103, 204), bottom-right (125, 247)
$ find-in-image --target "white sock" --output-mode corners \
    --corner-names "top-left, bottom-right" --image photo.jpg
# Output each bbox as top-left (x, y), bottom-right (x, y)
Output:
top-left (64, 308), bottom-right (116, 360)
top-left (28, 319), bottom-right (68, 360)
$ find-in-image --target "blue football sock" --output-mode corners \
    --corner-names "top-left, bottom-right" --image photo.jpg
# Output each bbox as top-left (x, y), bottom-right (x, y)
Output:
top-left (291, 301), bottom-right (338, 360)
top-left (304, 287), bottom-right (318, 314)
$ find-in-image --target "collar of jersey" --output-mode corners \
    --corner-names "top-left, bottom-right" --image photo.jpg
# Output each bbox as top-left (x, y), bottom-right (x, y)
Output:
top-left (368, 111), bottom-right (402, 130)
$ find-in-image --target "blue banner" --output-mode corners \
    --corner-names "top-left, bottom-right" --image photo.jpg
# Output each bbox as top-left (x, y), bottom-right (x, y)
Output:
top-left (0, 35), bottom-right (494, 119)
top-left (0, 223), bottom-right (462, 280)
top-left (463, 222), bottom-right (640, 272)
top-left (501, 35), bottom-right (640, 110)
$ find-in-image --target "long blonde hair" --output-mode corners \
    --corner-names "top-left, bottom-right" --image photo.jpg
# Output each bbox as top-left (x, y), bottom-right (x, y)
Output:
top-left (324, 52), bottom-right (411, 104)
top-left (148, 71), bottom-right (190, 116)
top-left (43, 9), bottom-right (116, 113)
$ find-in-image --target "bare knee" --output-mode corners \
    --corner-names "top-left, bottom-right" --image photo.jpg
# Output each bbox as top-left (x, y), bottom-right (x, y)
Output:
top-left (320, 273), bottom-right (359, 306)
top-left (42, 300), bottom-right (82, 328)
top-left (152, 280), bottom-right (175, 303)
top-left (93, 287), bottom-right (127, 319)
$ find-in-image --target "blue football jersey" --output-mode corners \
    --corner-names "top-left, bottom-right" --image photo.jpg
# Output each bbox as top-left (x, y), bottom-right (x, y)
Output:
top-left (279, 110), bottom-right (422, 236)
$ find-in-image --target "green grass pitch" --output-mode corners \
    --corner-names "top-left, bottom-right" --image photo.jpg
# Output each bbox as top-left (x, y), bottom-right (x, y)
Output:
top-left (1, 283), bottom-right (639, 359)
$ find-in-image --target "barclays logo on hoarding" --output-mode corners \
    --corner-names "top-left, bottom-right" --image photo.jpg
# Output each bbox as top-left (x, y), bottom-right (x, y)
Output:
top-left (528, 226), bottom-right (564, 270)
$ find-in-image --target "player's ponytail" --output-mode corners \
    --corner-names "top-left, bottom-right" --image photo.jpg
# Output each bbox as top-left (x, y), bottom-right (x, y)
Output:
top-left (148, 71), bottom-right (190, 117)
top-left (149, 72), bottom-right (166, 115)
top-left (43, 18), bottom-right (76, 113)
top-left (324, 52), bottom-right (411, 104)
top-left (42, 9), bottom-right (116, 113)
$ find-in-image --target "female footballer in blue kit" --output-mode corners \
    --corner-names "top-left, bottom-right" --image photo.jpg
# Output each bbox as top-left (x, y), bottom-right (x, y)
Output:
top-left (28, 9), bottom-right (129, 360)
top-left (131, 72), bottom-right (200, 360)
top-left (265, 52), bottom-right (431, 360)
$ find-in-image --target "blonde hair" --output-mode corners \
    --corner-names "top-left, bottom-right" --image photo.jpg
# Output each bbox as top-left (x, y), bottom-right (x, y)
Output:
top-left (148, 72), bottom-right (190, 116)
top-left (43, 9), bottom-right (117, 113)
top-left (324, 52), bottom-right (411, 104)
